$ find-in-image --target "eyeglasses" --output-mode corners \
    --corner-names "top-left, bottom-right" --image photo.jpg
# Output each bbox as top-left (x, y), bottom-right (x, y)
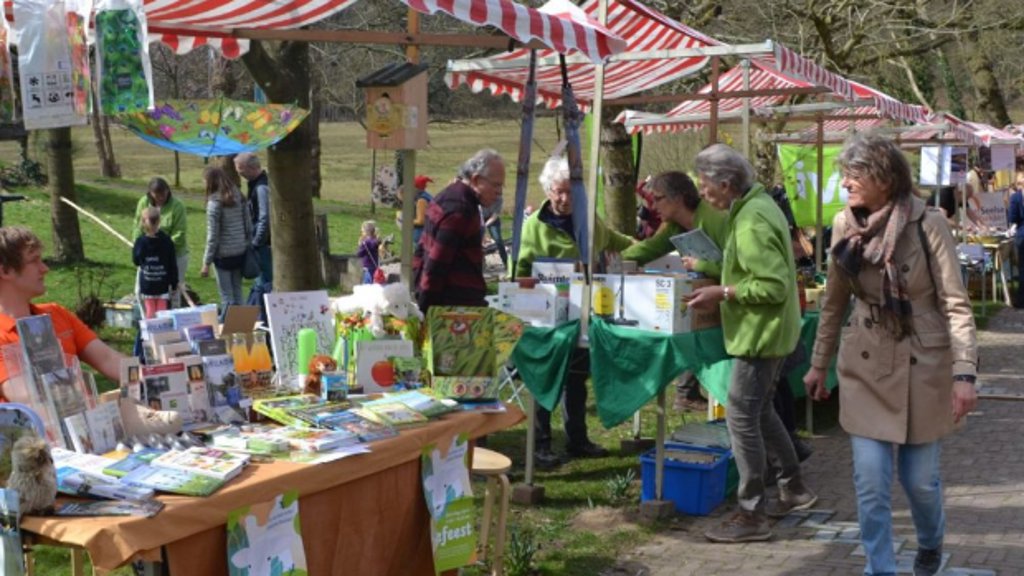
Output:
top-left (481, 176), bottom-right (504, 192)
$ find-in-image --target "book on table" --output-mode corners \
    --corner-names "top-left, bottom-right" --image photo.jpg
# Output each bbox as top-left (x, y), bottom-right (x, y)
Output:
top-left (256, 426), bottom-right (361, 453)
top-left (251, 394), bottom-right (325, 427)
top-left (149, 447), bottom-right (250, 481)
top-left (353, 402), bottom-right (427, 428)
top-left (56, 466), bottom-right (156, 501)
top-left (318, 410), bottom-right (398, 443)
top-left (55, 499), bottom-right (165, 518)
top-left (283, 401), bottom-right (353, 428)
top-left (101, 448), bottom-right (168, 478)
top-left (119, 464), bottom-right (226, 497)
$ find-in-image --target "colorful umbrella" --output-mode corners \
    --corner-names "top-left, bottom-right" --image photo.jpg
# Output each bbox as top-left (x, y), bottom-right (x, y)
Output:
top-left (116, 97), bottom-right (309, 157)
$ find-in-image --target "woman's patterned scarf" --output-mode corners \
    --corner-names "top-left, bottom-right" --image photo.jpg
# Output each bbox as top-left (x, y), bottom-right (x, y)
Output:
top-left (831, 194), bottom-right (914, 339)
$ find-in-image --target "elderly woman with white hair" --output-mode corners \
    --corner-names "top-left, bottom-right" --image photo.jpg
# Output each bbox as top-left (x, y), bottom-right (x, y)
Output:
top-left (685, 143), bottom-right (816, 543)
top-left (515, 154), bottom-right (634, 468)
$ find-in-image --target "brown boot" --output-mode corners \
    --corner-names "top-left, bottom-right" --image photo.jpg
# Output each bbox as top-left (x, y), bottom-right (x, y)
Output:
top-left (703, 509), bottom-right (772, 543)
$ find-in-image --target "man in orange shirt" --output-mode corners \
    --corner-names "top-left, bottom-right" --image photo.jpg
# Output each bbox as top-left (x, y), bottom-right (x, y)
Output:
top-left (0, 227), bottom-right (124, 399)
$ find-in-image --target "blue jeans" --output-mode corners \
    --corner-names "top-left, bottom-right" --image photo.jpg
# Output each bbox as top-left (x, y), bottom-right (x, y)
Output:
top-left (1014, 236), bottom-right (1024, 307)
top-left (850, 436), bottom-right (944, 576)
top-left (727, 356), bottom-right (802, 514)
top-left (255, 244), bottom-right (273, 287)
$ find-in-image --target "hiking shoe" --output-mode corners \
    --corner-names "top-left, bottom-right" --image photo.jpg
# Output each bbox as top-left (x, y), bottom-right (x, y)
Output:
top-left (566, 441), bottom-right (610, 459)
top-left (914, 546), bottom-right (943, 576)
top-left (703, 510), bottom-right (772, 543)
top-left (674, 394), bottom-right (708, 412)
top-left (534, 447), bottom-right (562, 470)
top-left (766, 479), bottom-right (819, 518)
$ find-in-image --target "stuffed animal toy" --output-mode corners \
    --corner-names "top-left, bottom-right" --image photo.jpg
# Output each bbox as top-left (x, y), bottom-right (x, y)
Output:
top-left (7, 435), bottom-right (57, 515)
top-left (304, 355), bottom-right (338, 397)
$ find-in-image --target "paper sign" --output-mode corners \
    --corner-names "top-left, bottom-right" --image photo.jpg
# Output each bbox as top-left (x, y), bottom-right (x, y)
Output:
top-left (421, 434), bottom-right (476, 573)
top-left (777, 143), bottom-right (846, 227)
top-left (920, 146), bottom-right (951, 186)
top-left (991, 145), bottom-right (1016, 172)
top-left (227, 491), bottom-right (308, 576)
top-left (977, 192), bottom-right (1008, 230)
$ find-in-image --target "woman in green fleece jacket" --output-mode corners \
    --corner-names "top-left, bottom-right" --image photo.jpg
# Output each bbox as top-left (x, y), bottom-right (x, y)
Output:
top-left (620, 171), bottom-right (728, 277)
top-left (685, 144), bottom-right (814, 545)
top-left (515, 154), bottom-right (634, 468)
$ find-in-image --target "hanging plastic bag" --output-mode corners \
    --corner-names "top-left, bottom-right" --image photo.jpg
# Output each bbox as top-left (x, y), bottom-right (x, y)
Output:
top-left (0, 3), bottom-right (17, 123)
top-left (12, 0), bottom-right (90, 130)
top-left (373, 267), bottom-right (387, 284)
top-left (95, 0), bottom-right (154, 114)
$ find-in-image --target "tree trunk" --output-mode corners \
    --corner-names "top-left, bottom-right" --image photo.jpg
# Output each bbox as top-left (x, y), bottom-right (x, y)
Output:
top-left (89, 70), bottom-right (120, 177)
top-left (242, 40), bottom-right (320, 291)
top-left (753, 118), bottom-right (788, 188)
top-left (963, 31), bottom-right (1011, 127)
top-left (47, 128), bottom-right (85, 263)
top-left (599, 106), bottom-right (635, 235)
top-left (310, 96), bottom-right (322, 199)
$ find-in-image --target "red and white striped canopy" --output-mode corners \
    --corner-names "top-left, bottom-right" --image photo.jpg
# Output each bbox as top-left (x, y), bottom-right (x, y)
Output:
top-left (5, 0), bottom-right (626, 62)
top-left (617, 44), bottom-right (928, 135)
top-left (145, 0), bottom-right (627, 60)
top-left (445, 0), bottom-right (723, 111)
top-left (895, 112), bottom-right (1023, 147)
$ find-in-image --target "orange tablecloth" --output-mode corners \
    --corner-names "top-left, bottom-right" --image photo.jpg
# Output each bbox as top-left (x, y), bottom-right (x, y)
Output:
top-left (21, 407), bottom-right (524, 575)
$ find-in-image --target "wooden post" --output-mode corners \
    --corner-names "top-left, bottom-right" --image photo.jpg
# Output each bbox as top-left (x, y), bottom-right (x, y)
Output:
top-left (708, 56), bottom-right (720, 145)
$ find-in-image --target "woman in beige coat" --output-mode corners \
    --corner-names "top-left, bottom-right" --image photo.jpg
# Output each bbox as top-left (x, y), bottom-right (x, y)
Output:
top-left (804, 133), bottom-right (977, 576)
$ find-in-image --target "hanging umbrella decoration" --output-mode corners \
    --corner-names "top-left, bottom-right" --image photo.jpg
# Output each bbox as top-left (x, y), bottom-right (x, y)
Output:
top-left (509, 49), bottom-right (538, 280)
top-left (116, 97), bottom-right (309, 157)
top-left (560, 54), bottom-right (590, 270)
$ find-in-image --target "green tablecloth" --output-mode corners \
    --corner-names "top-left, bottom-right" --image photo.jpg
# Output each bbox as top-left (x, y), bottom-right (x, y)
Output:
top-left (512, 312), bottom-right (838, 429)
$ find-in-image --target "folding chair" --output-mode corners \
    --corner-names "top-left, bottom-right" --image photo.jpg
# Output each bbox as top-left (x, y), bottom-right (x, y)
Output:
top-left (495, 361), bottom-right (526, 409)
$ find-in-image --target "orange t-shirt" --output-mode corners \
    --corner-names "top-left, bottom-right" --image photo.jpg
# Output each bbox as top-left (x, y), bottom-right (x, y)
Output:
top-left (0, 302), bottom-right (99, 388)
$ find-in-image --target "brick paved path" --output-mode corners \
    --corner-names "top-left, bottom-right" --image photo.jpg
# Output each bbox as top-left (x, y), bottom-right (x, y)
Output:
top-left (614, 308), bottom-right (1024, 576)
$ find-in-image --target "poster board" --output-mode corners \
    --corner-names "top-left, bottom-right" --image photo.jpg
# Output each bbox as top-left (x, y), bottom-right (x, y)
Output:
top-left (264, 291), bottom-right (334, 388)
top-left (977, 192), bottom-right (1008, 230)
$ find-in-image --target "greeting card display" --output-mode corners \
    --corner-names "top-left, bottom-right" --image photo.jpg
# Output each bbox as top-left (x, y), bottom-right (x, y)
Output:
top-left (265, 291), bottom-right (335, 387)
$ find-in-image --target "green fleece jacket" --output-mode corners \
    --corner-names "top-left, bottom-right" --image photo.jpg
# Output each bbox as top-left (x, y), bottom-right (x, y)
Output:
top-left (133, 194), bottom-right (189, 257)
top-left (516, 200), bottom-right (635, 278)
top-left (620, 201), bottom-right (729, 277)
top-left (720, 183), bottom-right (800, 358)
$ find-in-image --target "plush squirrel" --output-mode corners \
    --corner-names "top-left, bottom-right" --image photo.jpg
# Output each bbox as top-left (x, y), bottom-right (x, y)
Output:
top-left (7, 435), bottom-right (57, 515)
top-left (304, 355), bottom-right (338, 397)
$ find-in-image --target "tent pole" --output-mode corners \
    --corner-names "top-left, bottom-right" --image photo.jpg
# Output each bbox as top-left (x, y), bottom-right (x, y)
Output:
top-left (740, 59), bottom-right (751, 158)
top-left (581, 0), bottom-right (607, 339)
top-left (815, 114), bottom-right (824, 273)
top-left (709, 56), bottom-right (720, 144)
top-left (399, 10), bottom-right (421, 287)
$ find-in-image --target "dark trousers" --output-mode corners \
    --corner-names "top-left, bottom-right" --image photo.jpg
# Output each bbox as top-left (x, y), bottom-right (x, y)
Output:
top-left (535, 347), bottom-right (590, 450)
top-left (1015, 236), bottom-right (1024, 308)
top-left (486, 222), bottom-right (508, 269)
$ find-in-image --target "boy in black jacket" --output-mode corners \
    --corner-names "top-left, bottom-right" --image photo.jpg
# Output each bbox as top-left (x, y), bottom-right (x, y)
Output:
top-left (133, 206), bottom-right (178, 318)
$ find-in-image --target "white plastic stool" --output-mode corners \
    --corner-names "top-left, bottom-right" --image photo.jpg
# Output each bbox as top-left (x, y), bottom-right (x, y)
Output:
top-left (472, 447), bottom-right (512, 576)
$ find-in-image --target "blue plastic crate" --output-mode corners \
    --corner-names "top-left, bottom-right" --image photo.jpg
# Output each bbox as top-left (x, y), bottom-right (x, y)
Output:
top-left (640, 443), bottom-right (732, 516)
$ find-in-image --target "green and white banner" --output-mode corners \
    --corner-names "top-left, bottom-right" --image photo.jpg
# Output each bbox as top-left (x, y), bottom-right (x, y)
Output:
top-left (777, 144), bottom-right (846, 228)
top-left (422, 433), bottom-right (477, 574)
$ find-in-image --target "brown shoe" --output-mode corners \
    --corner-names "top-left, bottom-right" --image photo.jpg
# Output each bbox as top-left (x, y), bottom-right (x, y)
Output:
top-left (673, 394), bottom-right (708, 412)
top-left (703, 510), bottom-right (772, 543)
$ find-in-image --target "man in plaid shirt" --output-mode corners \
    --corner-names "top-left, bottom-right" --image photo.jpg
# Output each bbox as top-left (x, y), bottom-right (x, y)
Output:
top-left (413, 149), bottom-right (505, 313)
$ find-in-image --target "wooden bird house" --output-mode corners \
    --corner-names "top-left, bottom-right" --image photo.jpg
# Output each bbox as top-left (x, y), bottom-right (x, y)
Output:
top-left (356, 62), bottom-right (429, 150)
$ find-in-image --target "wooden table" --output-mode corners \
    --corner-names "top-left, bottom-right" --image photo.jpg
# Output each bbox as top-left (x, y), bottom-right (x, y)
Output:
top-left (21, 408), bottom-right (524, 575)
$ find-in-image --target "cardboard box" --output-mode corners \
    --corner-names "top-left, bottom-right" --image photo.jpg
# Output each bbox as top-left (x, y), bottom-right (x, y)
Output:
top-left (640, 443), bottom-right (733, 516)
top-left (494, 282), bottom-right (568, 327)
top-left (568, 274), bottom-right (721, 334)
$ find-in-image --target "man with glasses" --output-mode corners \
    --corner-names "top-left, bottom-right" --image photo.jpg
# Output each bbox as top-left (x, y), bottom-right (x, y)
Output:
top-left (414, 148), bottom-right (505, 313)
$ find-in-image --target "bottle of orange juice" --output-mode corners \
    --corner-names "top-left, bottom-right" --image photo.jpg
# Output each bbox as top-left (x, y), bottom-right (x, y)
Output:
top-left (230, 333), bottom-right (252, 374)
top-left (249, 331), bottom-right (273, 373)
